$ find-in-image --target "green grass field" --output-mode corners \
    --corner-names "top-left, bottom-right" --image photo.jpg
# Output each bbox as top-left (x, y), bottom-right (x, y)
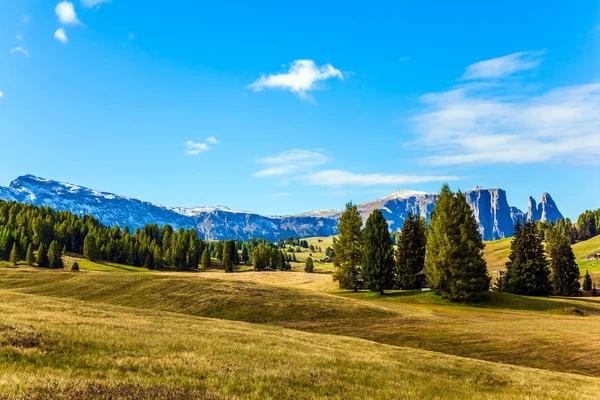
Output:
top-left (2, 240), bottom-right (600, 398)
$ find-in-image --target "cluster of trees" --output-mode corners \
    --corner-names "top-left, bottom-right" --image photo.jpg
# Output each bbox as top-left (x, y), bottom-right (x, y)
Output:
top-left (497, 221), bottom-right (582, 296)
top-left (536, 208), bottom-right (600, 243)
top-left (251, 244), bottom-right (291, 271)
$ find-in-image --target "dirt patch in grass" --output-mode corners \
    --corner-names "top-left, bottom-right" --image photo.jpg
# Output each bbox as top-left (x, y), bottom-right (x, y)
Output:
top-left (0, 323), bottom-right (45, 349)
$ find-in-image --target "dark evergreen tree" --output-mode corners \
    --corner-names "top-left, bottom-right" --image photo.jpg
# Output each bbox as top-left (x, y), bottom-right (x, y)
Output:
top-left (395, 213), bottom-right (426, 289)
top-left (583, 270), bottom-right (593, 291)
top-left (144, 251), bottom-right (154, 270)
top-left (333, 202), bottom-right (363, 291)
top-left (71, 261), bottom-right (79, 271)
top-left (37, 243), bottom-right (49, 268)
top-left (84, 233), bottom-right (97, 261)
top-left (425, 185), bottom-right (490, 301)
top-left (242, 245), bottom-right (249, 264)
top-left (361, 209), bottom-right (394, 295)
top-left (201, 248), bottom-right (211, 270)
top-left (26, 243), bottom-right (35, 266)
top-left (48, 240), bottom-right (64, 269)
top-left (501, 220), bottom-right (551, 296)
top-left (305, 256), bottom-right (314, 273)
top-left (546, 229), bottom-right (580, 296)
top-left (214, 241), bottom-right (224, 261)
top-left (222, 241), bottom-right (233, 273)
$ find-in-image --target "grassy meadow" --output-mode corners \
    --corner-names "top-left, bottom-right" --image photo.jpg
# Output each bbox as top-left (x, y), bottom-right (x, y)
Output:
top-left (1, 236), bottom-right (600, 398)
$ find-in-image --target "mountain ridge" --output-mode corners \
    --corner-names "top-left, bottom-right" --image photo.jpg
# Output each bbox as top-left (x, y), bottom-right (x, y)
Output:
top-left (0, 175), bottom-right (564, 241)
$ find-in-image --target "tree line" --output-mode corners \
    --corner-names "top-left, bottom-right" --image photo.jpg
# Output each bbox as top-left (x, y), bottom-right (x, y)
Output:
top-left (332, 184), bottom-right (586, 301)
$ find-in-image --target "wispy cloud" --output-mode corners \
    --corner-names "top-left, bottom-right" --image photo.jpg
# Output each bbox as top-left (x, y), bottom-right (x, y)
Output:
top-left (10, 47), bottom-right (30, 57)
top-left (462, 51), bottom-right (543, 80)
top-left (81, 0), bottom-right (111, 7)
top-left (56, 1), bottom-right (80, 25)
top-left (54, 28), bottom-right (68, 43)
top-left (22, 15), bottom-right (31, 24)
top-left (254, 149), bottom-right (331, 177)
top-left (185, 137), bottom-right (219, 155)
top-left (412, 52), bottom-right (600, 165)
top-left (0, 92), bottom-right (3, 98)
top-left (254, 148), bottom-right (460, 187)
top-left (16, 33), bottom-right (24, 41)
top-left (248, 60), bottom-right (344, 101)
top-left (302, 170), bottom-right (461, 187)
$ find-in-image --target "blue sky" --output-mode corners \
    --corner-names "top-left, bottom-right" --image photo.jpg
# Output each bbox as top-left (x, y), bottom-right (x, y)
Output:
top-left (1, 1), bottom-right (599, 219)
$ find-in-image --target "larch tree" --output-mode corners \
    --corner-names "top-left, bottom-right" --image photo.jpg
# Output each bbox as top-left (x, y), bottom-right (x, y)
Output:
top-left (395, 212), bottom-right (427, 289)
top-left (9, 243), bottom-right (19, 266)
top-left (84, 233), bottom-right (97, 261)
top-left (332, 202), bottom-right (363, 291)
top-left (305, 256), bottom-right (314, 273)
top-left (361, 209), bottom-right (395, 295)
top-left (37, 243), bottom-right (49, 268)
top-left (201, 248), bottom-right (211, 270)
top-left (48, 240), bottom-right (64, 269)
top-left (26, 243), bottom-right (35, 266)
top-left (583, 270), bottom-right (593, 291)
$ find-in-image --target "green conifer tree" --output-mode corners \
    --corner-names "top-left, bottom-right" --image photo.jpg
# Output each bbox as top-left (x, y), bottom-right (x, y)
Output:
top-left (26, 243), bottom-right (35, 266)
top-left (583, 270), bottom-right (593, 291)
top-left (242, 245), bottom-right (249, 264)
top-left (201, 247), bottom-right (211, 270)
top-left (48, 240), bottom-right (64, 269)
top-left (305, 256), bottom-right (314, 273)
top-left (37, 243), bottom-right (50, 268)
top-left (332, 202), bottom-right (363, 291)
top-left (222, 241), bottom-right (233, 273)
top-left (395, 213), bottom-right (427, 289)
top-left (546, 228), bottom-right (580, 296)
top-left (361, 209), bottom-right (395, 295)
top-left (9, 243), bottom-right (19, 266)
top-left (84, 233), bottom-right (97, 261)
top-left (502, 220), bottom-right (551, 296)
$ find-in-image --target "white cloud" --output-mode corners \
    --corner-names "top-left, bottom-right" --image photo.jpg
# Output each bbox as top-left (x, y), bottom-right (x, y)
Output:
top-left (10, 47), bottom-right (30, 57)
top-left (22, 15), bottom-right (31, 24)
top-left (302, 170), bottom-right (461, 187)
top-left (462, 51), bottom-right (542, 80)
top-left (54, 28), bottom-right (68, 43)
top-left (248, 59), bottom-right (344, 100)
top-left (255, 149), bottom-right (331, 177)
top-left (412, 53), bottom-right (600, 166)
top-left (81, 0), bottom-right (111, 7)
top-left (16, 34), bottom-right (24, 41)
top-left (0, 92), bottom-right (3, 98)
top-left (56, 1), bottom-right (80, 25)
top-left (185, 141), bottom-right (210, 155)
top-left (205, 136), bottom-right (219, 144)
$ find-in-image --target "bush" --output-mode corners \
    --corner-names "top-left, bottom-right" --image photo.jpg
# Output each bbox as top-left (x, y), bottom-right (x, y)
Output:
top-left (305, 257), bottom-right (314, 273)
top-left (71, 262), bottom-right (79, 271)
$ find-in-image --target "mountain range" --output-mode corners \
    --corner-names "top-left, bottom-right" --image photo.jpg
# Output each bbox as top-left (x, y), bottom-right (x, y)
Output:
top-left (0, 175), bottom-right (564, 241)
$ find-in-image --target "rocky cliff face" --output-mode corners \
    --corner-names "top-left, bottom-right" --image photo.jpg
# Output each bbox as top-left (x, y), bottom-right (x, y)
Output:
top-left (0, 175), bottom-right (564, 241)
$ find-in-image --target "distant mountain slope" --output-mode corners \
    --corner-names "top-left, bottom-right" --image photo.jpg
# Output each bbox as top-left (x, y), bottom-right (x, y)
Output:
top-left (0, 175), bottom-right (563, 241)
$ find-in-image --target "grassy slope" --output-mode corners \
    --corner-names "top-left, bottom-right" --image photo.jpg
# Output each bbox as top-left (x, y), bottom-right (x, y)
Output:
top-left (2, 291), bottom-right (599, 399)
top-left (2, 269), bottom-right (600, 377)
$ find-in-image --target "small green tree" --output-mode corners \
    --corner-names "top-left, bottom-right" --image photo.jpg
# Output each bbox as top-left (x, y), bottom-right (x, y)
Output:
top-left (546, 229), bottom-right (580, 296)
top-left (37, 243), bottom-right (49, 268)
top-left (502, 221), bottom-right (551, 296)
top-left (395, 213), bottom-right (427, 289)
top-left (48, 240), bottom-right (64, 269)
top-left (71, 261), bottom-right (79, 271)
top-left (361, 209), bottom-right (395, 295)
top-left (201, 248), bottom-right (211, 270)
top-left (83, 234), bottom-right (97, 261)
top-left (242, 245), bottom-right (249, 264)
top-left (9, 243), bottom-right (19, 266)
top-left (214, 241), bottom-right (224, 261)
top-left (305, 257), bottom-right (314, 273)
top-left (222, 241), bottom-right (233, 273)
top-left (583, 270), bottom-right (593, 291)
top-left (26, 243), bottom-right (35, 266)
top-left (332, 202), bottom-right (363, 291)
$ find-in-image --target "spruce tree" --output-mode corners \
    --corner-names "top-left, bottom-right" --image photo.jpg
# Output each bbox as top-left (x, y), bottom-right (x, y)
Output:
top-left (242, 245), bottom-right (249, 264)
top-left (332, 202), bottom-right (363, 291)
top-left (502, 221), bottom-right (551, 296)
top-left (201, 248), bottom-right (211, 270)
top-left (583, 270), bottom-right (593, 291)
top-left (214, 242), bottom-right (224, 261)
top-left (395, 213), bottom-right (427, 289)
top-left (222, 241), bottom-right (233, 273)
top-left (71, 261), bottom-right (79, 271)
top-left (37, 243), bottom-right (49, 268)
top-left (305, 256), bottom-right (314, 273)
top-left (26, 243), bottom-right (35, 266)
top-left (84, 234), bottom-right (97, 261)
top-left (425, 185), bottom-right (490, 301)
top-left (144, 251), bottom-right (154, 270)
top-left (361, 209), bottom-right (394, 295)
top-left (48, 240), bottom-right (64, 269)
top-left (9, 243), bottom-right (19, 266)
top-left (546, 229), bottom-right (580, 296)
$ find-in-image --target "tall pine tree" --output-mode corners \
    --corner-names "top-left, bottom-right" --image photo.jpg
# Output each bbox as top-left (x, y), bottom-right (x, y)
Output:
top-left (583, 270), bottom-right (593, 291)
top-left (501, 221), bottom-right (551, 296)
top-left (546, 228), bottom-right (580, 296)
top-left (222, 241), bottom-right (233, 273)
top-left (48, 240), bottom-right (64, 269)
top-left (37, 243), bottom-right (49, 268)
top-left (201, 248), bottom-right (211, 270)
top-left (395, 213), bottom-right (427, 289)
top-left (9, 243), bottom-right (18, 266)
top-left (425, 185), bottom-right (490, 301)
top-left (333, 202), bottom-right (363, 291)
top-left (26, 243), bottom-right (35, 266)
top-left (361, 209), bottom-right (394, 295)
